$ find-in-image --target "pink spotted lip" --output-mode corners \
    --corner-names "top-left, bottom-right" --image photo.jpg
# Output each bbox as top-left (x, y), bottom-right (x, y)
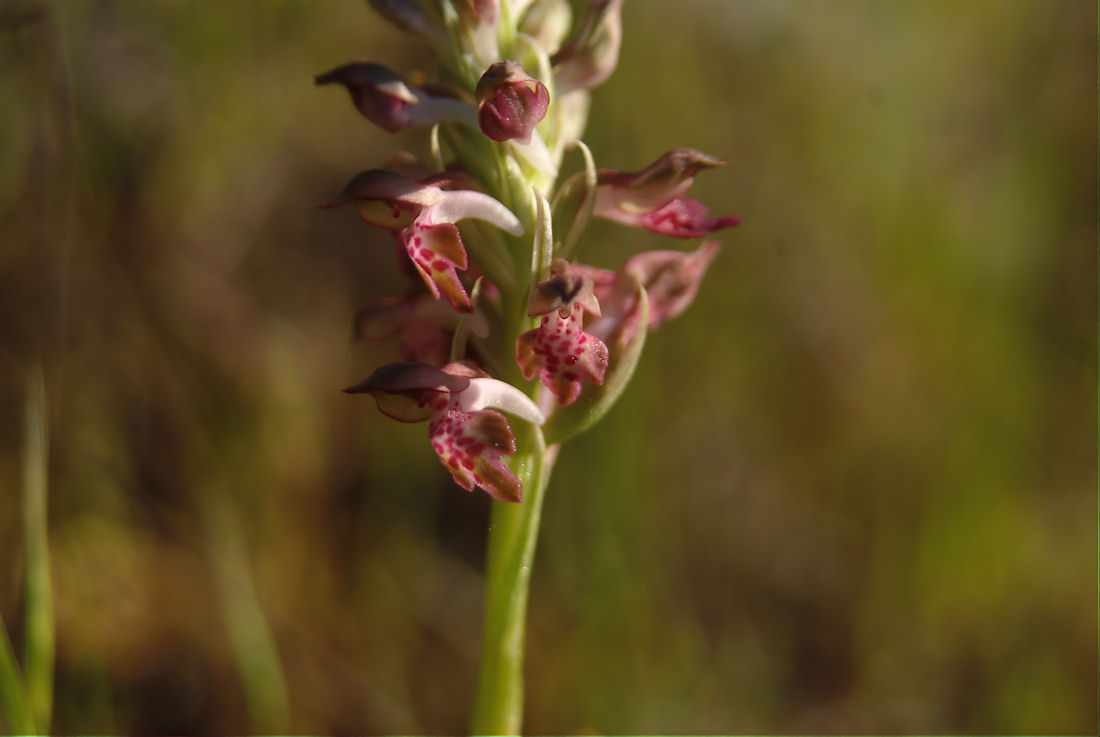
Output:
top-left (517, 262), bottom-right (609, 407)
top-left (344, 362), bottom-right (544, 502)
top-left (322, 169), bottom-right (522, 313)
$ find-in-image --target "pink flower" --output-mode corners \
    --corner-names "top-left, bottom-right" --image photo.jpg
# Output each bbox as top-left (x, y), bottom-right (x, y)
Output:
top-left (355, 293), bottom-right (464, 365)
top-left (476, 61), bottom-right (551, 144)
top-left (584, 241), bottom-right (722, 346)
top-left (324, 169), bottom-right (523, 312)
top-left (344, 362), bottom-right (545, 503)
top-left (315, 61), bottom-right (476, 132)
top-left (516, 260), bottom-right (609, 406)
top-left (623, 241), bottom-right (722, 326)
top-left (593, 148), bottom-right (741, 238)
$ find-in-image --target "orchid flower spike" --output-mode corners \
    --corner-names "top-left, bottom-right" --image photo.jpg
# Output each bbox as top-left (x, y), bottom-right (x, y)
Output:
top-left (344, 361), bottom-right (545, 502)
top-left (516, 259), bottom-right (609, 406)
top-left (315, 61), bottom-right (476, 132)
top-left (324, 169), bottom-right (523, 312)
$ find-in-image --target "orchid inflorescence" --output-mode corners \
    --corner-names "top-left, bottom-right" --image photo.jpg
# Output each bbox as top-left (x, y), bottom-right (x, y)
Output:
top-left (321, 0), bottom-right (738, 505)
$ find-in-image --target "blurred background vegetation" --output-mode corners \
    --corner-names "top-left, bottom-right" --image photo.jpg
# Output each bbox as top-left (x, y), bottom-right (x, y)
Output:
top-left (0, 0), bottom-right (1096, 733)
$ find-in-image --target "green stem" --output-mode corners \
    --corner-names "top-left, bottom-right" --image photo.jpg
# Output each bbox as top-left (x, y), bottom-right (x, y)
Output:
top-left (469, 430), bottom-right (558, 736)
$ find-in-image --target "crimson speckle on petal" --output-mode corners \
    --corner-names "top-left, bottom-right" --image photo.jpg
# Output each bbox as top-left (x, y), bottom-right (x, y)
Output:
top-left (517, 262), bottom-right (608, 406)
top-left (324, 169), bottom-right (522, 314)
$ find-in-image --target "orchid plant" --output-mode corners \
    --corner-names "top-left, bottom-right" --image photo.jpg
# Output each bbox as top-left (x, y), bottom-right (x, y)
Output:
top-left (318, 1), bottom-right (738, 732)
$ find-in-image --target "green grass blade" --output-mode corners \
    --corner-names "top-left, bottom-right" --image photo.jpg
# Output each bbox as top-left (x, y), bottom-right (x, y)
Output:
top-left (23, 366), bottom-right (53, 734)
top-left (0, 615), bottom-right (35, 735)
top-left (208, 500), bottom-right (291, 733)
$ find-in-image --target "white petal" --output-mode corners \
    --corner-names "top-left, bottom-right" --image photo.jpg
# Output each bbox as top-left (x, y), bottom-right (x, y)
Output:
top-left (432, 190), bottom-right (524, 236)
top-left (458, 378), bottom-right (546, 425)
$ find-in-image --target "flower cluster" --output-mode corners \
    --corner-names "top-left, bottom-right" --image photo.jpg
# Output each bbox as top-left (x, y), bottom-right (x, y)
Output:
top-left (322, 0), bottom-right (738, 502)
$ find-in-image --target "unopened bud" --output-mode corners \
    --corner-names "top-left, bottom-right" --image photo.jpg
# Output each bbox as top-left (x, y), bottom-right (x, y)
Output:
top-left (315, 61), bottom-right (475, 132)
top-left (475, 61), bottom-right (550, 144)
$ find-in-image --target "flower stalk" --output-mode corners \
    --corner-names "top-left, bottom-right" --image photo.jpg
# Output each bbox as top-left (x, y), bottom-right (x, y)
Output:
top-left (471, 431), bottom-right (557, 735)
top-left (319, 1), bottom-right (738, 732)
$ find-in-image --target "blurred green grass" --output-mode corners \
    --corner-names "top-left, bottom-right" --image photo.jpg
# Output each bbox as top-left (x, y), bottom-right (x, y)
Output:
top-left (0, 0), bottom-right (1096, 733)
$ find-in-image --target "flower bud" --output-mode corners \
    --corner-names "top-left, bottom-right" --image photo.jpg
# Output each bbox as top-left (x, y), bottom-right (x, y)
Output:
top-left (315, 61), bottom-right (475, 132)
top-left (475, 61), bottom-right (550, 144)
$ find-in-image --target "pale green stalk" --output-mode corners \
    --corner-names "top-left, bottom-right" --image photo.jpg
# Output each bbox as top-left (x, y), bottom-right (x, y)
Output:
top-left (470, 430), bottom-right (558, 736)
top-left (465, 105), bottom-right (561, 732)
top-left (465, 44), bottom-right (562, 732)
